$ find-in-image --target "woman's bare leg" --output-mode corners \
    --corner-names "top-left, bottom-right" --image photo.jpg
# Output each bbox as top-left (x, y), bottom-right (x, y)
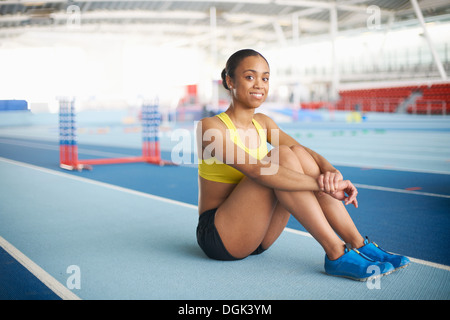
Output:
top-left (259, 201), bottom-right (290, 250)
top-left (290, 145), bottom-right (364, 249)
top-left (215, 145), bottom-right (345, 260)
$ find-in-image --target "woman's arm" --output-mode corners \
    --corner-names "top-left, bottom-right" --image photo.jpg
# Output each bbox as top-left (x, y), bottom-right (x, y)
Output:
top-left (258, 113), bottom-right (346, 195)
top-left (197, 116), bottom-right (358, 208)
top-left (198, 117), bottom-right (321, 192)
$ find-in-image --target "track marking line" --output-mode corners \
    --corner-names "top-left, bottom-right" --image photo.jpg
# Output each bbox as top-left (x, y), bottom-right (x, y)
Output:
top-left (0, 156), bottom-right (197, 210)
top-left (0, 156), bottom-right (448, 282)
top-left (333, 161), bottom-right (450, 175)
top-left (405, 187), bottom-right (422, 191)
top-left (0, 236), bottom-right (81, 300)
top-left (0, 137), bottom-right (137, 159)
top-left (2, 136), bottom-right (450, 175)
top-left (354, 183), bottom-right (450, 199)
top-left (282, 228), bottom-right (450, 271)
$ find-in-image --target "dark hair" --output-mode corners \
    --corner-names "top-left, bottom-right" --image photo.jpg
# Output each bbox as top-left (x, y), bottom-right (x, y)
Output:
top-left (221, 49), bottom-right (269, 91)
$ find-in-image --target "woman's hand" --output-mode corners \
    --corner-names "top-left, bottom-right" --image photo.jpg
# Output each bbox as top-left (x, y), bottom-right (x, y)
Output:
top-left (317, 170), bottom-right (343, 194)
top-left (328, 179), bottom-right (359, 208)
top-left (317, 170), bottom-right (358, 208)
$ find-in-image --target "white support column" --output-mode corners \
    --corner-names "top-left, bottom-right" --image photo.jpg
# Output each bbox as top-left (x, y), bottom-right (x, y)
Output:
top-left (273, 21), bottom-right (287, 47)
top-left (410, 0), bottom-right (447, 80)
top-left (292, 13), bottom-right (300, 46)
top-left (375, 13), bottom-right (395, 71)
top-left (330, 2), bottom-right (340, 102)
top-left (210, 6), bottom-right (219, 111)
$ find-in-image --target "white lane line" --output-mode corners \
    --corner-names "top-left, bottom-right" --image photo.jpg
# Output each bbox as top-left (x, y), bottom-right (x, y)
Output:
top-left (3, 137), bottom-right (450, 199)
top-left (2, 136), bottom-right (450, 176)
top-left (0, 156), bottom-right (198, 210)
top-left (333, 161), bottom-right (450, 175)
top-left (0, 236), bottom-right (81, 300)
top-left (0, 156), bottom-right (448, 282)
top-left (354, 183), bottom-right (450, 199)
top-left (0, 138), bottom-right (136, 159)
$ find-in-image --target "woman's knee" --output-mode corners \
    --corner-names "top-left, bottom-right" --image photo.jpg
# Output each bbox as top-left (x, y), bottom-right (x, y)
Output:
top-left (289, 145), bottom-right (321, 177)
top-left (290, 145), bottom-right (313, 162)
top-left (273, 145), bottom-right (304, 172)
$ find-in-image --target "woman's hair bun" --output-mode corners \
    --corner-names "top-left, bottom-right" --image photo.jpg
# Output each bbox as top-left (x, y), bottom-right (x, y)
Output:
top-left (221, 68), bottom-right (229, 90)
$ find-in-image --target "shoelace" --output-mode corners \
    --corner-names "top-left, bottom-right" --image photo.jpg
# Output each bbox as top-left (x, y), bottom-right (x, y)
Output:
top-left (344, 242), bottom-right (377, 262)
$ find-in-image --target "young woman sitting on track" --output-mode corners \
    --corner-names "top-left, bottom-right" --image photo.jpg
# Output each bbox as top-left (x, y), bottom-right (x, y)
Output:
top-left (196, 49), bottom-right (409, 281)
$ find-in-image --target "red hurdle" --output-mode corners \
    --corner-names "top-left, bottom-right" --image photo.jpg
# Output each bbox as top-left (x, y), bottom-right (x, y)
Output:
top-left (58, 98), bottom-right (174, 171)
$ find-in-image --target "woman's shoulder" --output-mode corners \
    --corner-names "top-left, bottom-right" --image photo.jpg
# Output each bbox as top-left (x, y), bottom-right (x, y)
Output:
top-left (198, 114), bottom-right (225, 132)
top-left (253, 112), bottom-right (279, 130)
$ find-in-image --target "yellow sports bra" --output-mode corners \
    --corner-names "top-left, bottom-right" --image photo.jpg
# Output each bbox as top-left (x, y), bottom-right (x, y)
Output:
top-left (198, 112), bottom-right (268, 184)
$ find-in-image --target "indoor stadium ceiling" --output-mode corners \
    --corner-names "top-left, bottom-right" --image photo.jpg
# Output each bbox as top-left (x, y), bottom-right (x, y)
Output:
top-left (1, 0), bottom-right (450, 52)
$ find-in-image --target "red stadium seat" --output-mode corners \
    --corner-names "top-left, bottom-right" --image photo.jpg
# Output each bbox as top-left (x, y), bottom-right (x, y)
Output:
top-left (337, 83), bottom-right (450, 114)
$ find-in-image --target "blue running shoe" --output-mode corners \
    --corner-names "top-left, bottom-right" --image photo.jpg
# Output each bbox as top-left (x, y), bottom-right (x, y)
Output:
top-left (358, 237), bottom-right (410, 270)
top-left (325, 244), bottom-right (395, 281)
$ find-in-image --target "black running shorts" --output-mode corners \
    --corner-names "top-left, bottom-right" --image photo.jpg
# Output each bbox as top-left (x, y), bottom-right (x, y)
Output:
top-left (196, 208), bottom-right (266, 261)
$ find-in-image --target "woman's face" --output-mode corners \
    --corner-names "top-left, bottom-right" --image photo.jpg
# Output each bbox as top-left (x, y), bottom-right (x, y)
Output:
top-left (227, 55), bottom-right (270, 109)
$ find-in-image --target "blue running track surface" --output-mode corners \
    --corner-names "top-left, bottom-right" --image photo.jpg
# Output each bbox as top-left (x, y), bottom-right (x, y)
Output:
top-left (0, 117), bottom-right (449, 300)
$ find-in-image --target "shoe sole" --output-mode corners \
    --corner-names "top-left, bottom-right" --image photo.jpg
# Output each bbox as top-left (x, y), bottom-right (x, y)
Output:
top-left (393, 262), bottom-right (410, 272)
top-left (325, 269), bottom-right (395, 282)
